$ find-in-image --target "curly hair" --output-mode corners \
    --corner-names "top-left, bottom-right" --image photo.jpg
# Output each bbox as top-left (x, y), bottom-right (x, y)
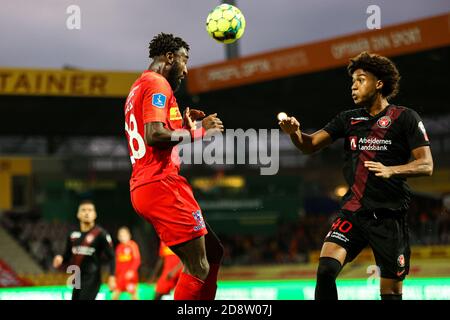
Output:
top-left (149, 33), bottom-right (190, 58)
top-left (347, 51), bottom-right (401, 100)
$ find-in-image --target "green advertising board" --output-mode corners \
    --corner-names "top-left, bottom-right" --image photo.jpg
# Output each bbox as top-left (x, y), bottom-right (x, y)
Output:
top-left (1, 278), bottom-right (449, 300)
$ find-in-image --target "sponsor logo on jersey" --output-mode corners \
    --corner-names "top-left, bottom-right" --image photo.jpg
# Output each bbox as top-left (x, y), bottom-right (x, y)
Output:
top-left (152, 93), bottom-right (166, 108)
top-left (349, 136), bottom-right (392, 151)
top-left (377, 116), bottom-right (392, 128)
top-left (418, 121), bottom-right (429, 142)
top-left (170, 106), bottom-right (183, 120)
top-left (327, 231), bottom-right (350, 243)
top-left (72, 246), bottom-right (96, 256)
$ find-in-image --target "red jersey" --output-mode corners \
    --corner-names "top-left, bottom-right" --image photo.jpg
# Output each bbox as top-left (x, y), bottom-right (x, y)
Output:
top-left (124, 71), bottom-right (184, 191)
top-left (115, 240), bottom-right (141, 275)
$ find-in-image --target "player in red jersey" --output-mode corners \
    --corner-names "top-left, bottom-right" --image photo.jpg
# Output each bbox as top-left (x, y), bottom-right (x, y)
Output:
top-left (151, 241), bottom-right (183, 300)
top-left (124, 33), bottom-right (224, 300)
top-left (112, 227), bottom-right (141, 300)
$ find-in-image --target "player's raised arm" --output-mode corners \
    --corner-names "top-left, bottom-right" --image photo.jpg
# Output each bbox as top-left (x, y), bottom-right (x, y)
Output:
top-left (278, 116), bottom-right (333, 154)
top-left (144, 121), bottom-right (181, 147)
top-left (144, 111), bottom-right (223, 147)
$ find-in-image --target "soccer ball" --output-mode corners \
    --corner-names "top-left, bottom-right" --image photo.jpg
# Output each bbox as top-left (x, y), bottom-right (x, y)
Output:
top-left (206, 4), bottom-right (246, 44)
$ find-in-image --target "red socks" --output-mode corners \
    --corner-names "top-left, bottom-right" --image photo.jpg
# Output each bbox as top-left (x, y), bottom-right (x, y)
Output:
top-left (174, 272), bottom-right (204, 300)
top-left (173, 263), bottom-right (221, 300)
top-left (199, 263), bottom-right (220, 300)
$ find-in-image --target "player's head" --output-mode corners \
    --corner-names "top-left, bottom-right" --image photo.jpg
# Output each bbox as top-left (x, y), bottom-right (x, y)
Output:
top-left (149, 33), bottom-right (190, 92)
top-left (117, 226), bottom-right (131, 243)
top-left (347, 51), bottom-right (400, 106)
top-left (76, 199), bottom-right (97, 224)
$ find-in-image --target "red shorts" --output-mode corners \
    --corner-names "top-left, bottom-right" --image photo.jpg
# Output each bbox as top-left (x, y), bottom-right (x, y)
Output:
top-left (116, 271), bottom-right (138, 294)
top-left (131, 174), bottom-right (208, 247)
top-left (155, 255), bottom-right (182, 295)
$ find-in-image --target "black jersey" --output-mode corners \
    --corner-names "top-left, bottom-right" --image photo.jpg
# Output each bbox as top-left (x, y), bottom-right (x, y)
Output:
top-left (323, 104), bottom-right (430, 212)
top-left (62, 225), bottom-right (115, 275)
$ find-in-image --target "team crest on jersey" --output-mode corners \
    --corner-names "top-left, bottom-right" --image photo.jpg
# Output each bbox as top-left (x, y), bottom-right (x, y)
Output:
top-left (397, 254), bottom-right (405, 267)
top-left (85, 234), bottom-right (95, 244)
top-left (377, 116), bottom-right (392, 128)
top-left (192, 210), bottom-right (206, 232)
top-left (152, 93), bottom-right (166, 108)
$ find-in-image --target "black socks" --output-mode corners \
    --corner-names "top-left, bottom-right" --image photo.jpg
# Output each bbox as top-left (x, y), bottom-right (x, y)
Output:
top-left (314, 257), bottom-right (343, 300)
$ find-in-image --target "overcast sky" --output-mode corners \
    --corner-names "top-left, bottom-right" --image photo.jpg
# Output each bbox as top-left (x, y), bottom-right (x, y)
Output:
top-left (0, 0), bottom-right (448, 71)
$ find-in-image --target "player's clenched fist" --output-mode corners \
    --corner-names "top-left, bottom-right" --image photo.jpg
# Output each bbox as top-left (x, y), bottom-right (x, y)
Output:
top-left (279, 117), bottom-right (300, 135)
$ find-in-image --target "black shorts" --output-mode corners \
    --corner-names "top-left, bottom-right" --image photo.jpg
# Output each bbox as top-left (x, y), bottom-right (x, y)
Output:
top-left (72, 272), bottom-right (101, 300)
top-left (324, 209), bottom-right (410, 280)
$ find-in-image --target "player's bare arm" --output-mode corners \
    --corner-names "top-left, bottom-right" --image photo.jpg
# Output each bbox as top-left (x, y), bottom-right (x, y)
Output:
top-left (145, 112), bottom-right (224, 147)
top-left (279, 116), bottom-right (333, 154)
top-left (365, 145), bottom-right (433, 179)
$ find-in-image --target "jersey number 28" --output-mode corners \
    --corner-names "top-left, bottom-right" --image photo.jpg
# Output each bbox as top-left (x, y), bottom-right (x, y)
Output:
top-left (125, 114), bottom-right (146, 164)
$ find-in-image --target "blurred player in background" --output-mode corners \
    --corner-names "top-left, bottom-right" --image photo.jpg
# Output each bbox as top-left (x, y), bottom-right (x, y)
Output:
top-left (150, 240), bottom-right (183, 300)
top-left (279, 52), bottom-right (433, 300)
top-left (53, 200), bottom-right (116, 300)
top-left (112, 226), bottom-right (141, 300)
top-left (124, 33), bottom-right (224, 300)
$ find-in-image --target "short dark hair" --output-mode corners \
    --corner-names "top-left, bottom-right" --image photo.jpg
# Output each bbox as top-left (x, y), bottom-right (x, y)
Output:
top-left (149, 33), bottom-right (190, 58)
top-left (347, 51), bottom-right (401, 100)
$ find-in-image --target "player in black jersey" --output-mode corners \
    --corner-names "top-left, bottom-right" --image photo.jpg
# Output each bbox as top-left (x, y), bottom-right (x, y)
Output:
top-left (279, 52), bottom-right (433, 300)
top-left (53, 200), bottom-right (116, 300)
